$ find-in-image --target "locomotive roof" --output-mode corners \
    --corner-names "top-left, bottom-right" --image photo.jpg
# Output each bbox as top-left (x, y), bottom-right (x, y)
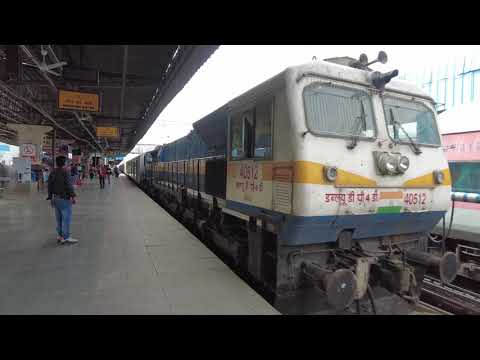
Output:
top-left (147, 59), bottom-right (435, 161)
top-left (284, 60), bottom-right (434, 101)
top-left (195, 59), bottom-right (434, 123)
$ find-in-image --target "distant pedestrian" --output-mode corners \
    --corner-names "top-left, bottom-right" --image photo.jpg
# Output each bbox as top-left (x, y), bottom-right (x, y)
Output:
top-left (71, 163), bottom-right (79, 185)
top-left (98, 165), bottom-right (106, 189)
top-left (43, 167), bottom-right (49, 184)
top-left (114, 166), bottom-right (119, 178)
top-left (106, 165), bottom-right (112, 184)
top-left (38, 167), bottom-right (45, 191)
top-left (46, 156), bottom-right (78, 245)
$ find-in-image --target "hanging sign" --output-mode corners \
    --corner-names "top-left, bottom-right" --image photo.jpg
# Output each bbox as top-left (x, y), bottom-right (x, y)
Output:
top-left (58, 89), bottom-right (100, 112)
top-left (96, 127), bottom-right (119, 138)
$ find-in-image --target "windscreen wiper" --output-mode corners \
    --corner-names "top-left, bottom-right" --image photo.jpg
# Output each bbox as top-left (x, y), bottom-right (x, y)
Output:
top-left (389, 108), bottom-right (422, 155)
top-left (347, 101), bottom-right (367, 150)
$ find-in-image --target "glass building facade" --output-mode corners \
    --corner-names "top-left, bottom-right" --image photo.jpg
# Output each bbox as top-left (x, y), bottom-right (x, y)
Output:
top-left (399, 53), bottom-right (480, 112)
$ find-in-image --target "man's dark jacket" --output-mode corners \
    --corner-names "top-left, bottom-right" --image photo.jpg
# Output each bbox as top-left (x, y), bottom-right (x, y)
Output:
top-left (47, 168), bottom-right (76, 200)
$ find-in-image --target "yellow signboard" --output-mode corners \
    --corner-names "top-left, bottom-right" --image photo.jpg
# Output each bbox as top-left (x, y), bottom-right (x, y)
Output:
top-left (58, 89), bottom-right (100, 112)
top-left (96, 127), bottom-right (119, 138)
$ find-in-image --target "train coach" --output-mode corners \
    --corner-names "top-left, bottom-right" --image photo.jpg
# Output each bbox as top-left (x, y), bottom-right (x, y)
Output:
top-left (431, 104), bottom-right (480, 282)
top-left (124, 52), bottom-right (458, 314)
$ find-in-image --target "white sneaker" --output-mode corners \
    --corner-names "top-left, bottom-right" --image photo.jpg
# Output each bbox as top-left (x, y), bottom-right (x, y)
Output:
top-left (65, 237), bottom-right (79, 244)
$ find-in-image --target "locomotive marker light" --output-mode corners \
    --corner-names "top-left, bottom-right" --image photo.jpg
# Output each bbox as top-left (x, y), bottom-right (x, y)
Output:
top-left (301, 262), bottom-right (357, 310)
top-left (324, 166), bottom-right (338, 182)
top-left (405, 249), bottom-right (458, 284)
top-left (433, 170), bottom-right (445, 184)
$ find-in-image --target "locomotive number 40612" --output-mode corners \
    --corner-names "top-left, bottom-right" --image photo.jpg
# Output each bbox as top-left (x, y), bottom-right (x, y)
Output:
top-left (404, 192), bottom-right (427, 205)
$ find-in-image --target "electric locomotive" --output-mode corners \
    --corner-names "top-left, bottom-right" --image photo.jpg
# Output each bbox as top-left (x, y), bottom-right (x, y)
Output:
top-left (125, 51), bottom-right (458, 314)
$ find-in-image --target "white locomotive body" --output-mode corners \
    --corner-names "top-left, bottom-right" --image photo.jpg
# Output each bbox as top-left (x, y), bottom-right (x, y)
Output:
top-left (125, 52), bottom-right (458, 314)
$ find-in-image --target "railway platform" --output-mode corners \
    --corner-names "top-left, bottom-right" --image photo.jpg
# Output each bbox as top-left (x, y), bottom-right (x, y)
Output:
top-left (0, 175), bottom-right (278, 315)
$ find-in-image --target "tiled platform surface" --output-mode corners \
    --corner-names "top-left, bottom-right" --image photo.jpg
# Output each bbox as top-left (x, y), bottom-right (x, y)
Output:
top-left (0, 175), bottom-right (278, 315)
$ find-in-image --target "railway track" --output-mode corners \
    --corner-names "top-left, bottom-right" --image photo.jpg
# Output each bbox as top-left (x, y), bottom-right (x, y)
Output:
top-left (420, 275), bottom-right (480, 315)
top-left (416, 301), bottom-right (451, 315)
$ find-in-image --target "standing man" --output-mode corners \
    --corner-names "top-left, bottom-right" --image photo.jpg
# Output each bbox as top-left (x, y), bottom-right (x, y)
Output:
top-left (106, 164), bottom-right (112, 185)
top-left (89, 166), bottom-right (95, 181)
top-left (46, 156), bottom-right (78, 245)
top-left (98, 164), bottom-right (106, 189)
top-left (71, 163), bottom-right (79, 186)
top-left (43, 167), bottom-right (49, 190)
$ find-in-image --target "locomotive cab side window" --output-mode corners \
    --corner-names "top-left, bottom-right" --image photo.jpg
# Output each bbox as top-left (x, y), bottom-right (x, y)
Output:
top-left (254, 101), bottom-right (272, 158)
top-left (230, 100), bottom-right (273, 160)
top-left (303, 83), bottom-right (376, 138)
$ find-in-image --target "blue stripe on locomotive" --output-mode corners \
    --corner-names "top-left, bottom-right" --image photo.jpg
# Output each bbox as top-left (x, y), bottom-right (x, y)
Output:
top-left (226, 200), bottom-right (445, 246)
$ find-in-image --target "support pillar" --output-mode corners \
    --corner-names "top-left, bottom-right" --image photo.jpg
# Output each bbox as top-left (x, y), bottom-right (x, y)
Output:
top-left (8, 124), bottom-right (52, 191)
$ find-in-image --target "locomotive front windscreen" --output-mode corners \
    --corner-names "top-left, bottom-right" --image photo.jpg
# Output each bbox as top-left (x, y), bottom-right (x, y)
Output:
top-left (303, 83), bottom-right (376, 138)
top-left (383, 96), bottom-right (441, 146)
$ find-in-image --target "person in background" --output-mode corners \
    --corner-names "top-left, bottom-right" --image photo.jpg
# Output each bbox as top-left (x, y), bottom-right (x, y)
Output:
top-left (114, 165), bottom-right (119, 178)
top-left (89, 166), bottom-right (95, 181)
top-left (98, 165), bottom-right (106, 189)
top-left (46, 156), bottom-right (78, 245)
top-left (71, 163), bottom-right (79, 185)
top-left (76, 163), bottom-right (82, 186)
top-left (43, 167), bottom-right (49, 188)
top-left (38, 167), bottom-right (44, 191)
top-left (106, 164), bottom-right (112, 184)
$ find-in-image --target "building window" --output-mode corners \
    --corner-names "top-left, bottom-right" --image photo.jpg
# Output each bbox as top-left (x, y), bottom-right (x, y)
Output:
top-left (438, 77), bottom-right (447, 108)
top-left (473, 70), bottom-right (480, 102)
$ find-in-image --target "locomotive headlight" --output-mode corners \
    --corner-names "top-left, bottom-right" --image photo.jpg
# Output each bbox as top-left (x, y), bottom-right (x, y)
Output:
top-left (433, 170), bottom-right (444, 184)
top-left (385, 158), bottom-right (397, 174)
top-left (324, 166), bottom-right (338, 182)
top-left (374, 151), bottom-right (398, 175)
top-left (397, 156), bottom-right (410, 173)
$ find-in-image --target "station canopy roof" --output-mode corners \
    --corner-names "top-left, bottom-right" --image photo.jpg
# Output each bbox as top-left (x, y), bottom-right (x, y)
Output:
top-left (0, 45), bottom-right (218, 156)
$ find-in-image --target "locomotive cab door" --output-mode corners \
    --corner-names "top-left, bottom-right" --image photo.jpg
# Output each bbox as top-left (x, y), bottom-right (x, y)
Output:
top-left (226, 98), bottom-right (276, 214)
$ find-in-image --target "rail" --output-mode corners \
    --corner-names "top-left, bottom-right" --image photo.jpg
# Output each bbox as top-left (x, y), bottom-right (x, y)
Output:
top-left (420, 275), bottom-right (480, 315)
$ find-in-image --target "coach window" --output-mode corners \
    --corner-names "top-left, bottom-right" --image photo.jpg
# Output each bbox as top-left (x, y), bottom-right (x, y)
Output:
top-left (449, 162), bottom-right (480, 193)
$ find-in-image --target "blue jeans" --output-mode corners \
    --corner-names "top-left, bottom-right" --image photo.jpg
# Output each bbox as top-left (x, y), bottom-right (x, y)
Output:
top-left (53, 198), bottom-right (72, 239)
